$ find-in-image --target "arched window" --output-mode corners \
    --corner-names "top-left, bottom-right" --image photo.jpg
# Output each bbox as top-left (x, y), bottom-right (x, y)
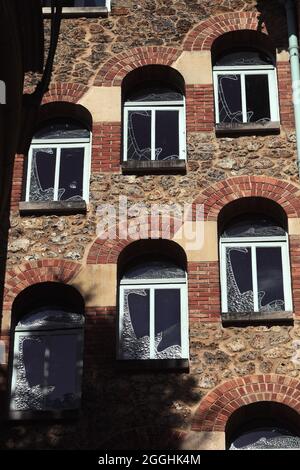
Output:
top-left (25, 117), bottom-right (91, 203)
top-left (226, 402), bottom-right (300, 450)
top-left (118, 242), bottom-right (188, 363)
top-left (122, 66), bottom-right (186, 164)
top-left (10, 283), bottom-right (84, 417)
top-left (212, 32), bottom-right (279, 131)
top-left (219, 199), bottom-right (292, 316)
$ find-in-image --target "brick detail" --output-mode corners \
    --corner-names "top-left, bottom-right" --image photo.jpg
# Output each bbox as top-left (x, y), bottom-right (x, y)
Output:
top-left (87, 218), bottom-right (184, 264)
top-left (192, 374), bottom-right (300, 432)
top-left (94, 47), bottom-right (182, 87)
top-left (188, 262), bottom-right (220, 322)
top-left (3, 260), bottom-right (81, 311)
top-left (186, 85), bottom-right (214, 132)
top-left (290, 237), bottom-right (300, 319)
top-left (278, 62), bottom-right (294, 128)
top-left (193, 176), bottom-right (300, 221)
top-left (41, 82), bottom-right (88, 104)
top-left (183, 12), bottom-right (266, 51)
top-left (84, 307), bottom-right (116, 364)
top-left (91, 122), bottom-right (121, 173)
top-left (10, 154), bottom-right (25, 209)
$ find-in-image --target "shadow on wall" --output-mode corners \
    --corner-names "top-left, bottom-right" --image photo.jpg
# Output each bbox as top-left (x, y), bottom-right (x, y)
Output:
top-left (0, 280), bottom-right (204, 450)
top-left (256, 0), bottom-right (288, 52)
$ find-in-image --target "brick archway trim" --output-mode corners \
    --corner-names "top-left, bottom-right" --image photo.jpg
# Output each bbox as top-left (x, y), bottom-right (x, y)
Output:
top-left (192, 374), bottom-right (300, 432)
top-left (87, 217), bottom-right (184, 265)
top-left (193, 176), bottom-right (300, 221)
top-left (3, 260), bottom-right (81, 310)
top-left (183, 12), bottom-right (266, 51)
top-left (94, 46), bottom-right (182, 87)
top-left (41, 82), bottom-right (88, 104)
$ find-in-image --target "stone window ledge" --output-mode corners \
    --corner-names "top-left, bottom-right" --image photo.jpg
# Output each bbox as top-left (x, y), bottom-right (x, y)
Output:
top-left (122, 160), bottom-right (187, 175)
top-left (216, 121), bottom-right (280, 136)
top-left (42, 7), bottom-right (109, 18)
top-left (19, 201), bottom-right (87, 216)
top-left (115, 359), bottom-right (189, 372)
top-left (222, 310), bottom-right (293, 326)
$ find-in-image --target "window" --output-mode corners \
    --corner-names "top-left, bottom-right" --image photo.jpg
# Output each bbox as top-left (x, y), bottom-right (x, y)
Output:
top-left (25, 118), bottom-right (91, 203)
top-left (42, 1), bottom-right (111, 12)
top-left (230, 425), bottom-right (300, 450)
top-left (10, 284), bottom-right (84, 417)
top-left (213, 49), bottom-right (280, 132)
top-left (118, 258), bottom-right (189, 362)
top-left (220, 214), bottom-right (292, 315)
top-left (122, 66), bottom-right (186, 172)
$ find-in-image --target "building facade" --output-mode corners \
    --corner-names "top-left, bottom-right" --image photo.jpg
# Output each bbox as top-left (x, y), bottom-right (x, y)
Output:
top-left (1, 0), bottom-right (300, 450)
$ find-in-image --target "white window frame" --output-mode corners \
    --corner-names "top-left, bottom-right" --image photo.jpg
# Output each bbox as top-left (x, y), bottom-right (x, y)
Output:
top-left (25, 135), bottom-right (91, 202)
top-left (119, 276), bottom-right (189, 360)
top-left (42, 1), bottom-right (111, 14)
top-left (220, 235), bottom-right (293, 313)
top-left (213, 65), bottom-right (280, 124)
top-left (123, 99), bottom-right (186, 162)
top-left (10, 328), bottom-right (84, 413)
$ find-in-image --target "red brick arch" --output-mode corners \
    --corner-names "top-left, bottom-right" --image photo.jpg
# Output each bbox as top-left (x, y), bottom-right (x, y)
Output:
top-left (183, 12), bottom-right (267, 51)
top-left (87, 217), bottom-right (184, 265)
top-left (41, 82), bottom-right (88, 104)
top-left (192, 374), bottom-right (300, 432)
top-left (193, 176), bottom-right (300, 221)
top-left (94, 46), bottom-right (182, 87)
top-left (3, 260), bottom-right (81, 311)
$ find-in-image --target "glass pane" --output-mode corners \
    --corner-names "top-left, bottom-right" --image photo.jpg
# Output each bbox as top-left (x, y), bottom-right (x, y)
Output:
top-left (120, 289), bottom-right (150, 359)
top-left (12, 333), bottom-right (81, 411)
top-left (246, 75), bottom-right (270, 123)
top-left (155, 289), bottom-right (181, 358)
top-left (16, 308), bottom-right (84, 331)
top-left (127, 87), bottom-right (183, 102)
top-left (256, 247), bottom-right (285, 311)
top-left (218, 75), bottom-right (243, 123)
top-left (123, 260), bottom-right (185, 280)
top-left (34, 118), bottom-right (89, 140)
top-left (58, 147), bottom-right (84, 201)
top-left (29, 148), bottom-right (56, 201)
top-left (230, 427), bottom-right (300, 450)
top-left (222, 215), bottom-right (286, 238)
top-left (226, 247), bottom-right (254, 312)
top-left (215, 50), bottom-right (274, 67)
top-left (127, 110), bottom-right (152, 161)
top-left (45, 335), bottom-right (80, 409)
top-left (155, 110), bottom-right (179, 161)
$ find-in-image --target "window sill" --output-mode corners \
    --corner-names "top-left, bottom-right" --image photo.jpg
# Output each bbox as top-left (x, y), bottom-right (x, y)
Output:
top-left (42, 7), bottom-right (109, 17)
top-left (116, 359), bottom-right (189, 372)
top-left (8, 409), bottom-right (80, 421)
top-left (122, 160), bottom-right (187, 175)
top-left (19, 201), bottom-right (87, 216)
top-left (216, 121), bottom-right (280, 136)
top-left (222, 310), bottom-right (293, 326)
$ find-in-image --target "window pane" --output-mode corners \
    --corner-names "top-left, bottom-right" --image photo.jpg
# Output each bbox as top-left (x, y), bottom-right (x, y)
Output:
top-left (126, 86), bottom-right (183, 102)
top-left (127, 111), bottom-right (151, 161)
top-left (226, 247), bottom-right (254, 312)
top-left (222, 215), bottom-right (286, 238)
top-left (155, 289), bottom-right (181, 358)
top-left (246, 75), bottom-right (270, 123)
top-left (155, 110), bottom-right (179, 161)
top-left (58, 147), bottom-right (84, 201)
top-left (256, 247), bottom-right (285, 311)
top-left (29, 148), bottom-right (56, 201)
top-left (218, 75), bottom-right (243, 123)
top-left (123, 260), bottom-right (185, 280)
top-left (120, 289), bottom-right (150, 359)
top-left (34, 118), bottom-right (89, 140)
top-left (215, 50), bottom-right (274, 67)
top-left (12, 333), bottom-right (81, 411)
top-left (230, 427), bottom-right (300, 450)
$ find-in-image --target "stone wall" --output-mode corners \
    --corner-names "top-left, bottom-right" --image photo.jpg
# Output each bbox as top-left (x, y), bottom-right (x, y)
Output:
top-left (1, 0), bottom-right (300, 450)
